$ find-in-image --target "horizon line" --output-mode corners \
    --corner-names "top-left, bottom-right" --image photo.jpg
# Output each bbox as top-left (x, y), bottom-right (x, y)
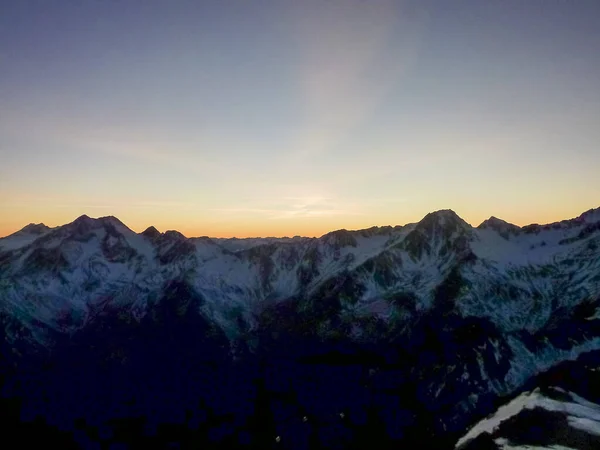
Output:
top-left (1, 205), bottom-right (598, 241)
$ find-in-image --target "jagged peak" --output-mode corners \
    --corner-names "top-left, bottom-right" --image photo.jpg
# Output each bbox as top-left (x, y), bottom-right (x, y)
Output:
top-left (478, 216), bottom-right (520, 230)
top-left (1, 223), bottom-right (52, 240)
top-left (73, 214), bottom-right (92, 223)
top-left (576, 207), bottom-right (600, 224)
top-left (142, 226), bottom-right (161, 239)
top-left (65, 214), bottom-right (132, 234)
top-left (431, 208), bottom-right (458, 216)
top-left (416, 209), bottom-right (470, 232)
top-left (516, 206), bottom-right (600, 231)
top-left (478, 216), bottom-right (521, 240)
top-left (479, 216), bottom-right (502, 226)
top-left (19, 223), bottom-right (51, 234)
top-left (399, 210), bottom-right (473, 260)
top-left (164, 230), bottom-right (186, 240)
top-left (37, 215), bottom-right (131, 242)
top-left (355, 225), bottom-right (394, 238)
top-left (320, 228), bottom-right (358, 248)
top-left (320, 228), bottom-right (350, 238)
top-left (98, 215), bottom-right (128, 228)
top-left (424, 209), bottom-right (463, 221)
top-left (64, 214), bottom-right (96, 233)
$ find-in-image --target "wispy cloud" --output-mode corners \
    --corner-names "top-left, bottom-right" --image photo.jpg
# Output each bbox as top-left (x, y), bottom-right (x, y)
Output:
top-left (1, 112), bottom-right (266, 183)
top-left (282, 0), bottom-right (425, 163)
top-left (1, 194), bottom-right (200, 211)
top-left (270, 208), bottom-right (364, 220)
top-left (209, 194), bottom-right (365, 220)
top-left (207, 207), bottom-right (278, 214)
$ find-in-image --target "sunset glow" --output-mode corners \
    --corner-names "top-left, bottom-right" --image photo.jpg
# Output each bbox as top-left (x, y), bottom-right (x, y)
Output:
top-left (1, 1), bottom-right (599, 238)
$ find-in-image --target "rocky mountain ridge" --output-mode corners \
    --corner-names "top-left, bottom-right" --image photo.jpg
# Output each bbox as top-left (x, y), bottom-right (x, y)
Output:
top-left (0, 206), bottom-right (599, 448)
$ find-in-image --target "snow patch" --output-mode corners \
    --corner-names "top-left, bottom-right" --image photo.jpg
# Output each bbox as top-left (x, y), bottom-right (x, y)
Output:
top-left (456, 388), bottom-right (600, 448)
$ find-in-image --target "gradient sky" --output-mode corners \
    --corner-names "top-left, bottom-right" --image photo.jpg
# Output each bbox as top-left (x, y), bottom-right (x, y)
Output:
top-left (1, 0), bottom-right (599, 238)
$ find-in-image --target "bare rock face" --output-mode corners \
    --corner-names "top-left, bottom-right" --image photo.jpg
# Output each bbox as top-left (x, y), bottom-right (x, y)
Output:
top-left (141, 225), bottom-right (161, 240)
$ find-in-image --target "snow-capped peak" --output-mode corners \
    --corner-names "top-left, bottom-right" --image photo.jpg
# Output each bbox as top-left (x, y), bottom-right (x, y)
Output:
top-left (97, 215), bottom-right (130, 229)
top-left (578, 207), bottom-right (600, 225)
top-left (18, 223), bottom-right (51, 235)
top-left (320, 229), bottom-right (358, 249)
top-left (417, 209), bottom-right (471, 233)
top-left (0, 222), bottom-right (54, 251)
top-left (478, 216), bottom-right (518, 229)
top-left (477, 216), bottom-right (521, 240)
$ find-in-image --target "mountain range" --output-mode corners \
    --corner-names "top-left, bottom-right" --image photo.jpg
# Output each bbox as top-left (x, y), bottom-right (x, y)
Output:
top-left (1, 207), bottom-right (600, 449)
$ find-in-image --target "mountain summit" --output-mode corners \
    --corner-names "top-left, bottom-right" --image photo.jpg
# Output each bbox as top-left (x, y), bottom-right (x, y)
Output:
top-left (18, 223), bottom-right (51, 234)
top-left (478, 216), bottom-right (521, 239)
top-left (141, 225), bottom-right (161, 239)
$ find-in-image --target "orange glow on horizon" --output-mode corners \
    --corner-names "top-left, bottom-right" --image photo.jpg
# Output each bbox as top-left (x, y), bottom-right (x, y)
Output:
top-left (2, 1), bottom-right (600, 246)
top-left (1, 202), bottom-right (598, 240)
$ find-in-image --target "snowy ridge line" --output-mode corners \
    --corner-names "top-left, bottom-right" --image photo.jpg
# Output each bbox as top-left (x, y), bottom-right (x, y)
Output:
top-left (0, 207), bottom-right (598, 341)
top-left (456, 386), bottom-right (600, 449)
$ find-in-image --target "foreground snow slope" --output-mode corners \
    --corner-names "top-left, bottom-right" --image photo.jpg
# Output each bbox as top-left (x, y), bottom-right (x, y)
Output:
top-left (456, 386), bottom-right (600, 449)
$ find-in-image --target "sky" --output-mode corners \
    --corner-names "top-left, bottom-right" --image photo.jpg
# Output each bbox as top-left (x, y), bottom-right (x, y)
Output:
top-left (1, 0), bottom-right (599, 238)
